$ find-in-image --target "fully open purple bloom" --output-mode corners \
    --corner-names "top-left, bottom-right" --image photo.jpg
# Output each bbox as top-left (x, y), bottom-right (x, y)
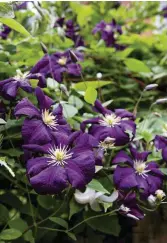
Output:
top-left (81, 100), bottom-right (136, 147)
top-left (15, 87), bottom-right (71, 145)
top-left (31, 50), bottom-right (82, 83)
top-left (0, 25), bottom-right (11, 40)
top-left (0, 70), bottom-right (46, 100)
top-left (113, 148), bottom-right (163, 196)
top-left (154, 135), bottom-right (167, 161)
top-left (23, 132), bottom-right (96, 194)
top-left (92, 19), bottom-right (124, 50)
top-left (118, 192), bottom-right (144, 220)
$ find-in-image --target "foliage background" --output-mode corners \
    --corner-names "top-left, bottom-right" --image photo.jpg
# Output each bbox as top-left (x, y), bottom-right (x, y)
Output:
top-left (0, 1), bottom-right (167, 242)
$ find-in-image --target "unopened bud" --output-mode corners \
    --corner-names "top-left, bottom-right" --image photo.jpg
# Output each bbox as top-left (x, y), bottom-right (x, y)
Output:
top-left (155, 189), bottom-right (166, 200)
top-left (154, 98), bottom-right (167, 105)
top-left (96, 72), bottom-right (102, 80)
top-left (147, 195), bottom-right (156, 206)
top-left (69, 50), bottom-right (78, 63)
top-left (144, 84), bottom-right (158, 91)
top-left (40, 42), bottom-right (48, 54)
top-left (60, 84), bottom-right (69, 96)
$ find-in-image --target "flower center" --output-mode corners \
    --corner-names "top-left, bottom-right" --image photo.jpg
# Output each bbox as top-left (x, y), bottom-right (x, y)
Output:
top-left (99, 137), bottom-right (115, 150)
top-left (134, 160), bottom-right (150, 178)
top-left (42, 109), bottom-right (58, 129)
top-left (14, 69), bottom-right (29, 81)
top-left (47, 145), bottom-right (73, 167)
top-left (57, 56), bottom-right (67, 66)
top-left (105, 24), bottom-right (112, 32)
top-left (99, 114), bottom-right (121, 127)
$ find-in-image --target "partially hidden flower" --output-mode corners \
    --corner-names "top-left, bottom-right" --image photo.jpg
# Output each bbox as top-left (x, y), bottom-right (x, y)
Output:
top-left (154, 135), bottom-right (167, 161)
top-left (14, 87), bottom-right (71, 145)
top-left (23, 133), bottom-right (96, 194)
top-left (0, 69), bottom-right (46, 100)
top-left (0, 25), bottom-right (11, 40)
top-left (118, 191), bottom-right (144, 220)
top-left (74, 187), bottom-right (118, 211)
top-left (92, 19), bottom-right (125, 50)
top-left (112, 147), bottom-right (163, 196)
top-left (54, 18), bottom-right (84, 47)
top-left (31, 50), bottom-right (82, 83)
top-left (81, 100), bottom-right (136, 147)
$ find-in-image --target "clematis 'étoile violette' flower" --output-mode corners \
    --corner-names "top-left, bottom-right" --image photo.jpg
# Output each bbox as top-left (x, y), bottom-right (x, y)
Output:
top-left (54, 18), bottom-right (84, 47)
top-left (23, 132), bottom-right (96, 194)
top-left (118, 191), bottom-right (144, 220)
top-left (154, 135), bottom-right (167, 161)
top-left (81, 100), bottom-right (136, 147)
top-left (31, 50), bottom-right (82, 83)
top-left (112, 147), bottom-right (163, 196)
top-left (92, 19), bottom-right (124, 50)
top-left (14, 87), bottom-right (71, 145)
top-left (0, 70), bottom-right (46, 100)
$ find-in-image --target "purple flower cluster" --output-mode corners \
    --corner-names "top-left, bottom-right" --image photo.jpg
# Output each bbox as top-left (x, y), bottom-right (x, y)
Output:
top-left (0, 25), bottom-right (11, 40)
top-left (92, 19), bottom-right (125, 50)
top-left (54, 18), bottom-right (84, 47)
top-left (31, 50), bottom-right (82, 83)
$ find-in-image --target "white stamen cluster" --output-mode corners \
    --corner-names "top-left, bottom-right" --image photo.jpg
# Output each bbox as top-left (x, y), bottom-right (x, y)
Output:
top-left (42, 109), bottom-right (58, 129)
top-left (104, 25), bottom-right (112, 32)
top-left (99, 114), bottom-right (121, 127)
top-left (57, 56), bottom-right (67, 66)
top-left (47, 145), bottom-right (73, 167)
top-left (133, 160), bottom-right (150, 178)
top-left (14, 69), bottom-right (29, 81)
top-left (99, 137), bottom-right (115, 150)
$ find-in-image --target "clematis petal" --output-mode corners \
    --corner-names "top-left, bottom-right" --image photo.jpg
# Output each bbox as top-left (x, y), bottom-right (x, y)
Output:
top-left (14, 98), bottom-right (40, 118)
top-left (130, 147), bottom-right (151, 161)
top-left (112, 151), bottom-right (133, 166)
top-left (27, 157), bottom-right (68, 194)
top-left (35, 87), bottom-right (54, 110)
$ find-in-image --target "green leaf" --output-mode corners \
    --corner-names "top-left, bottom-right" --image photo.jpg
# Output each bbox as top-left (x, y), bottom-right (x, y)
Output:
top-left (62, 104), bottom-right (78, 118)
top-left (0, 3), bottom-right (14, 18)
top-left (29, 79), bottom-right (39, 88)
top-left (0, 204), bottom-right (9, 225)
top-left (84, 87), bottom-right (97, 105)
top-left (69, 197), bottom-right (84, 220)
top-left (115, 48), bottom-right (134, 59)
top-left (0, 18), bottom-right (31, 37)
top-left (0, 229), bottom-right (22, 240)
top-left (66, 232), bottom-right (77, 241)
top-left (84, 211), bottom-right (120, 236)
top-left (49, 217), bottom-right (68, 229)
top-left (68, 95), bottom-right (84, 110)
top-left (160, 168), bottom-right (167, 175)
top-left (37, 195), bottom-right (55, 209)
top-left (9, 218), bottom-right (34, 243)
top-left (0, 119), bottom-right (6, 125)
top-left (124, 58), bottom-right (151, 73)
top-left (87, 179), bottom-right (110, 194)
top-left (73, 81), bottom-right (111, 91)
top-left (0, 148), bottom-right (23, 157)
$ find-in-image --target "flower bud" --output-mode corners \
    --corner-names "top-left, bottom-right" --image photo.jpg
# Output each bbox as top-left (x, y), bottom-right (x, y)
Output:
top-left (69, 50), bottom-right (79, 63)
top-left (154, 98), bottom-right (167, 104)
top-left (155, 189), bottom-right (166, 200)
top-left (147, 195), bottom-right (156, 206)
top-left (144, 84), bottom-right (158, 91)
top-left (40, 42), bottom-right (48, 54)
top-left (96, 72), bottom-right (102, 79)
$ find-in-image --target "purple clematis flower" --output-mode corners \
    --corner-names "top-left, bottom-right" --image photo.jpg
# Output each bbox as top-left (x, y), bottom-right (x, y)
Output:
top-left (92, 19), bottom-right (124, 50)
top-left (118, 191), bottom-right (144, 220)
top-left (81, 100), bottom-right (136, 147)
top-left (112, 147), bottom-right (163, 196)
top-left (23, 132), bottom-right (96, 194)
top-left (14, 87), bottom-right (71, 145)
top-left (31, 50), bottom-right (82, 83)
top-left (154, 135), bottom-right (167, 161)
top-left (54, 18), bottom-right (84, 47)
top-left (0, 25), bottom-right (11, 40)
top-left (0, 70), bottom-right (46, 100)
